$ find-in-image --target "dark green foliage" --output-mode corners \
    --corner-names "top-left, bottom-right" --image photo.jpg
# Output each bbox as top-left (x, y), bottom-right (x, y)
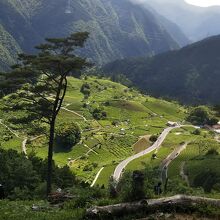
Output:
top-left (187, 106), bottom-right (218, 126)
top-left (92, 108), bottom-right (107, 120)
top-left (149, 134), bottom-right (158, 142)
top-left (111, 74), bottom-right (132, 87)
top-left (166, 178), bottom-right (194, 195)
top-left (1, 32), bottom-right (89, 196)
top-left (206, 148), bottom-right (219, 156)
top-left (103, 35), bottom-right (220, 104)
top-left (117, 167), bottom-right (156, 202)
top-left (213, 105), bottom-right (220, 117)
top-left (130, 170), bottom-right (145, 201)
top-left (55, 122), bottom-right (81, 150)
top-left (207, 118), bottom-right (219, 126)
top-left (80, 83), bottom-right (91, 98)
top-left (0, 149), bottom-right (40, 199)
top-left (0, 148), bottom-right (75, 199)
top-left (193, 170), bottom-right (219, 193)
top-left (65, 186), bottom-right (105, 209)
top-left (192, 129), bottom-right (201, 135)
top-left (108, 177), bottom-right (118, 198)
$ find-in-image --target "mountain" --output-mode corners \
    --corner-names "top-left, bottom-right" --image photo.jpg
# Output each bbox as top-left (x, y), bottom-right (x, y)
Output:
top-left (103, 35), bottom-right (220, 104)
top-left (145, 0), bottom-right (220, 42)
top-left (0, 24), bottom-right (21, 71)
top-left (0, 0), bottom-right (188, 70)
top-left (145, 4), bottom-right (189, 47)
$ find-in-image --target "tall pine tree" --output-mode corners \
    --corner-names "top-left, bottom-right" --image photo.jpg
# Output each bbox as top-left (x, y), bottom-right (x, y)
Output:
top-left (0, 32), bottom-right (89, 196)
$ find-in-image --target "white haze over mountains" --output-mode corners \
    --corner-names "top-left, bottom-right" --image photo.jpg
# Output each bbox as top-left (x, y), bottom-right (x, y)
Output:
top-left (130, 0), bottom-right (220, 7)
top-left (130, 0), bottom-right (220, 42)
top-left (185, 0), bottom-right (220, 7)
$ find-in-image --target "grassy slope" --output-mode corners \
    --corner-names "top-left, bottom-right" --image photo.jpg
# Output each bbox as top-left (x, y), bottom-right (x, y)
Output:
top-left (0, 76), bottom-right (219, 196)
top-left (0, 76), bottom-right (186, 184)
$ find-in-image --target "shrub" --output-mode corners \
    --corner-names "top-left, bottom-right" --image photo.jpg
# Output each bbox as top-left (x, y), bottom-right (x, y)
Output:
top-left (187, 106), bottom-right (209, 125)
top-left (193, 170), bottom-right (218, 193)
top-left (55, 122), bottom-right (81, 150)
top-left (192, 129), bottom-right (201, 135)
top-left (0, 149), bottom-right (76, 199)
top-left (206, 148), bottom-right (219, 156)
top-left (187, 106), bottom-right (218, 126)
top-left (92, 108), bottom-right (107, 120)
top-left (112, 120), bottom-right (119, 126)
top-left (118, 171), bottom-right (145, 202)
top-left (207, 117), bottom-right (219, 126)
top-left (149, 135), bottom-right (158, 142)
top-left (80, 83), bottom-right (90, 97)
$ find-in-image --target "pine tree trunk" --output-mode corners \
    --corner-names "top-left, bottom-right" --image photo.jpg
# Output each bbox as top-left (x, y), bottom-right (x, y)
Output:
top-left (47, 118), bottom-right (55, 197)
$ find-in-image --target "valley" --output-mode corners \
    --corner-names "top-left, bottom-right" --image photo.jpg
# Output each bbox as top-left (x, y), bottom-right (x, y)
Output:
top-left (1, 0), bottom-right (220, 219)
top-left (0, 76), bottom-right (219, 198)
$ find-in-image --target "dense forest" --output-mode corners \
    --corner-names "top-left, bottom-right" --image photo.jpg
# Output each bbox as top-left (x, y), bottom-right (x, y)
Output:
top-left (0, 0), bottom-right (189, 71)
top-left (104, 35), bottom-right (220, 104)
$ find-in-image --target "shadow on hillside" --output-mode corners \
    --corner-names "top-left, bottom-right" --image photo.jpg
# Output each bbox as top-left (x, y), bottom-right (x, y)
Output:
top-left (53, 142), bottom-right (73, 153)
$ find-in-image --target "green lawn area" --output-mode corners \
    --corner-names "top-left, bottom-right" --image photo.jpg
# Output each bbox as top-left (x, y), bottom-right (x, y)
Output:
top-left (95, 164), bottom-right (117, 187)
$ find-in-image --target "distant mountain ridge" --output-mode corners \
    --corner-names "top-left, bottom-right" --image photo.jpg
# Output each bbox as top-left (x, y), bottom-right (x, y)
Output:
top-left (0, 0), bottom-right (188, 70)
top-left (103, 35), bottom-right (220, 104)
top-left (146, 0), bottom-right (220, 42)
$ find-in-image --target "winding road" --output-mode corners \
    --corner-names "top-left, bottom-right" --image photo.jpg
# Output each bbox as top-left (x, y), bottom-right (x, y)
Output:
top-left (113, 125), bottom-right (181, 181)
top-left (160, 142), bottom-right (188, 183)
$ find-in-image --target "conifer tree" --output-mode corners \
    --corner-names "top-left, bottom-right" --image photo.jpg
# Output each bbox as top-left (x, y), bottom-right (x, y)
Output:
top-left (1, 32), bottom-right (89, 196)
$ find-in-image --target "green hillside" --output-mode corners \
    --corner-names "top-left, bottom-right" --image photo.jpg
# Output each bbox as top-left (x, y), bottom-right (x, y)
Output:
top-left (0, 76), bottom-right (185, 182)
top-left (1, 76), bottom-right (219, 195)
top-left (103, 35), bottom-right (220, 104)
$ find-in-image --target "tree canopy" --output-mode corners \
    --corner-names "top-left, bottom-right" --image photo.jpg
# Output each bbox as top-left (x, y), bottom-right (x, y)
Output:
top-left (0, 32), bottom-right (89, 196)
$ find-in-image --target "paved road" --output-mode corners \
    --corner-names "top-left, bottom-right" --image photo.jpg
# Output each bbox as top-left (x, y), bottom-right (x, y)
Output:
top-left (160, 142), bottom-right (188, 183)
top-left (113, 126), bottom-right (181, 181)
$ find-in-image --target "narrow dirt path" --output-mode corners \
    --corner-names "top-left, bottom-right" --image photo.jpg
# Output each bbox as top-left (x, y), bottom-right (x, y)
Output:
top-left (84, 144), bottom-right (98, 155)
top-left (0, 119), bottom-right (27, 155)
top-left (0, 119), bottom-right (21, 139)
top-left (0, 119), bottom-right (44, 156)
top-left (62, 104), bottom-right (87, 122)
top-left (22, 138), bottom-right (28, 157)
top-left (90, 167), bottom-right (104, 187)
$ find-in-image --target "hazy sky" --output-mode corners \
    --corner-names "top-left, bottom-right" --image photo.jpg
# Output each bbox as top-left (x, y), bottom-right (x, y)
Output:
top-left (185, 0), bottom-right (220, 7)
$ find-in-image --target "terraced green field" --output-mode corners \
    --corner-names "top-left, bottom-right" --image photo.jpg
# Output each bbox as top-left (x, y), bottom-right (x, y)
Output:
top-left (0, 76), bottom-right (188, 184)
top-left (1, 76), bottom-right (219, 195)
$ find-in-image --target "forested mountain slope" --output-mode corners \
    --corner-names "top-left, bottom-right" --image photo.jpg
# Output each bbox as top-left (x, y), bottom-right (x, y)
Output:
top-left (103, 35), bottom-right (220, 104)
top-left (0, 24), bottom-right (21, 71)
top-left (0, 0), bottom-right (188, 69)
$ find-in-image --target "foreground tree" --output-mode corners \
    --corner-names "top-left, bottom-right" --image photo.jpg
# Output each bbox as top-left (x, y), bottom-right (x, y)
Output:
top-left (1, 32), bottom-right (89, 196)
